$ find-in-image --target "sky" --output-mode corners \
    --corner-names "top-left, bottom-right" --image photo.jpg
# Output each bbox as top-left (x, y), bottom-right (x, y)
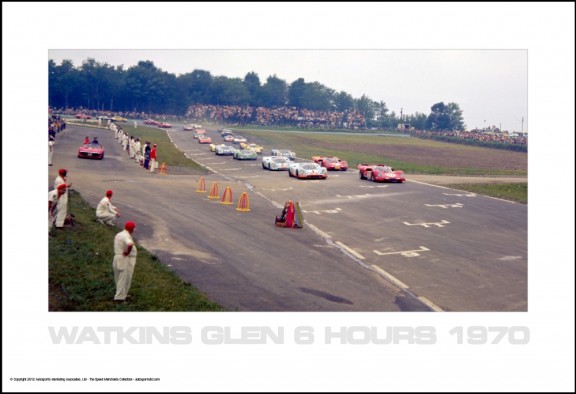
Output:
top-left (3, 2), bottom-right (575, 393)
top-left (48, 49), bottom-right (528, 132)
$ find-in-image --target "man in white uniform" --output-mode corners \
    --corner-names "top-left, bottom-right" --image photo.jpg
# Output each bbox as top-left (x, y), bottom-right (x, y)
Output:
top-left (96, 190), bottom-right (120, 226)
top-left (49, 184), bottom-right (66, 232)
top-left (53, 169), bottom-right (71, 228)
top-left (113, 221), bottom-right (137, 302)
top-left (48, 137), bottom-right (54, 166)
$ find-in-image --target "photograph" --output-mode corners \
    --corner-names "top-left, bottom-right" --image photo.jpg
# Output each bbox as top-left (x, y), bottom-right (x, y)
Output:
top-left (46, 48), bottom-right (528, 313)
top-left (3, 2), bottom-right (574, 392)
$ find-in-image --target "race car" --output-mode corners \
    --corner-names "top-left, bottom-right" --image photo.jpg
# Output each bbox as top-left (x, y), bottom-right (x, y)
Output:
top-left (78, 142), bottom-right (105, 160)
top-left (215, 145), bottom-right (235, 156)
top-left (183, 124), bottom-right (195, 131)
top-left (112, 115), bottom-right (128, 122)
top-left (198, 135), bottom-right (212, 144)
top-left (271, 149), bottom-right (296, 161)
top-left (233, 149), bottom-right (258, 160)
top-left (288, 162), bottom-right (328, 179)
top-left (262, 156), bottom-right (291, 171)
top-left (233, 136), bottom-right (248, 144)
top-left (357, 164), bottom-right (406, 183)
top-left (240, 142), bottom-right (263, 154)
top-left (312, 155), bottom-right (348, 171)
top-left (157, 122), bottom-right (172, 128)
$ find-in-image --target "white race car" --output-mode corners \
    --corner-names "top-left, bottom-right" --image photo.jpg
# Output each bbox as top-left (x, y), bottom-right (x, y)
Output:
top-left (215, 145), bottom-right (235, 156)
top-left (288, 162), bottom-right (328, 179)
top-left (262, 156), bottom-right (291, 171)
top-left (271, 149), bottom-right (296, 160)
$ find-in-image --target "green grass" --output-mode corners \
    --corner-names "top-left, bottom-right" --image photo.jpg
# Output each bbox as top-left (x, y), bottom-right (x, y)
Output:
top-left (119, 124), bottom-right (209, 170)
top-left (445, 183), bottom-right (528, 204)
top-left (226, 128), bottom-right (527, 176)
top-left (49, 190), bottom-right (225, 311)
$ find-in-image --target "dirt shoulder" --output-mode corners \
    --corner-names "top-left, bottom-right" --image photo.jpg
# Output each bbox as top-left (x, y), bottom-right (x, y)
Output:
top-left (408, 174), bottom-right (528, 185)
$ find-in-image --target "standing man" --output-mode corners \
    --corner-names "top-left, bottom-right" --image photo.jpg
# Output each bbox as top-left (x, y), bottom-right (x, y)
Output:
top-left (134, 120), bottom-right (137, 129)
top-left (133, 138), bottom-right (142, 163)
top-left (48, 136), bottom-right (54, 166)
top-left (143, 141), bottom-right (151, 170)
top-left (49, 184), bottom-right (67, 232)
top-left (113, 221), bottom-right (137, 302)
top-left (149, 144), bottom-right (157, 173)
top-left (53, 169), bottom-right (72, 228)
top-left (96, 190), bottom-right (120, 226)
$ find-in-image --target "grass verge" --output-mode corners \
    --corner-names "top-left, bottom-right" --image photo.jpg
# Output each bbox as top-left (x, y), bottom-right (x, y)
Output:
top-left (446, 183), bottom-right (528, 204)
top-left (49, 189), bottom-right (225, 311)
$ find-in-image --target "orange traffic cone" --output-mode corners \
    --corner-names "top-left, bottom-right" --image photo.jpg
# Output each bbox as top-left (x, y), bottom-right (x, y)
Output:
top-left (196, 176), bottom-right (206, 193)
top-left (221, 187), bottom-right (233, 205)
top-left (208, 182), bottom-right (219, 199)
top-left (236, 192), bottom-right (251, 212)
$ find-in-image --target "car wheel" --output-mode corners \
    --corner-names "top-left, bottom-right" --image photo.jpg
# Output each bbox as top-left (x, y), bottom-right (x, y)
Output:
top-left (359, 172), bottom-right (364, 179)
top-left (100, 154), bottom-right (104, 160)
top-left (371, 173), bottom-right (376, 182)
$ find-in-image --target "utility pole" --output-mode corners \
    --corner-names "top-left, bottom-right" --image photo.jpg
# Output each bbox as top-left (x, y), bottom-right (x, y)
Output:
top-left (521, 117), bottom-right (524, 133)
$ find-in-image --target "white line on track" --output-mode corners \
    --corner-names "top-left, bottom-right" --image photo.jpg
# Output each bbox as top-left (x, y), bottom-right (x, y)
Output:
top-left (334, 241), bottom-right (365, 260)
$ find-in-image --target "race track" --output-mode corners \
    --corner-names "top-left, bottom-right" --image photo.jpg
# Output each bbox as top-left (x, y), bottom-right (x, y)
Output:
top-left (49, 124), bottom-right (527, 311)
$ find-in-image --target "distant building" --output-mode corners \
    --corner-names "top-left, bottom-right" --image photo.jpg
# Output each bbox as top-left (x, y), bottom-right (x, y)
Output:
top-left (397, 123), bottom-right (410, 130)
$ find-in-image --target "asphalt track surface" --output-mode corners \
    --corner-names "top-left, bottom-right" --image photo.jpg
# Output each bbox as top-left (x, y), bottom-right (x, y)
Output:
top-left (49, 123), bottom-right (528, 311)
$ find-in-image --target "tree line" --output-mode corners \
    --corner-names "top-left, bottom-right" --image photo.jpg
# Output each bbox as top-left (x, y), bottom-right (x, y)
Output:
top-left (49, 58), bottom-right (465, 131)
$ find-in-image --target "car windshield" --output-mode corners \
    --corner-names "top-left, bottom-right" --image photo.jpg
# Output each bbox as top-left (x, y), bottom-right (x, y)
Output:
top-left (301, 164), bottom-right (317, 170)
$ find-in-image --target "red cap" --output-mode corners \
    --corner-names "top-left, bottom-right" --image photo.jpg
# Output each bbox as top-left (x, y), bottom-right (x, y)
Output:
top-left (124, 221), bottom-right (136, 231)
top-left (57, 184), bottom-right (67, 191)
top-left (153, 144), bottom-right (157, 147)
top-left (106, 190), bottom-right (113, 197)
top-left (58, 168), bottom-right (67, 176)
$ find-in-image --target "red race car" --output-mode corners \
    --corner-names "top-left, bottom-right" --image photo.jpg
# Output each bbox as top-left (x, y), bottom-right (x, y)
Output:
top-left (358, 164), bottom-right (405, 183)
top-left (312, 156), bottom-right (348, 171)
top-left (78, 142), bottom-right (105, 160)
top-left (198, 135), bottom-right (212, 144)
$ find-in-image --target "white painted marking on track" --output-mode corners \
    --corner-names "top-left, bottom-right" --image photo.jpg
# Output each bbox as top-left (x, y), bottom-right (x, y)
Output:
top-left (373, 246), bottom-right (430, 257)
top-left (370, 265), bottom-right (409, 289)
top-left (334, 241), bottom-right (365, 260)
top-left (403, 220), bottom-right (450, 228)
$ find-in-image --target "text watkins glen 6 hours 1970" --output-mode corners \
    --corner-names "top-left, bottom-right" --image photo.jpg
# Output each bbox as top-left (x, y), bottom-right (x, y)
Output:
top-left (48, 326), bottom-right (530, 345)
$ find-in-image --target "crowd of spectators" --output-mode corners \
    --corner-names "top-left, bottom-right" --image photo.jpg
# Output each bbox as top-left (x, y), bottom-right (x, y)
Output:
top-left (49, 113), bottom-right (66, 139)
top-left (49, 108), bottom-right (186, 124)
top-left (185, 104), bottom-right (367, 129)
top-left (410, 129), bottom-right (527, 145)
